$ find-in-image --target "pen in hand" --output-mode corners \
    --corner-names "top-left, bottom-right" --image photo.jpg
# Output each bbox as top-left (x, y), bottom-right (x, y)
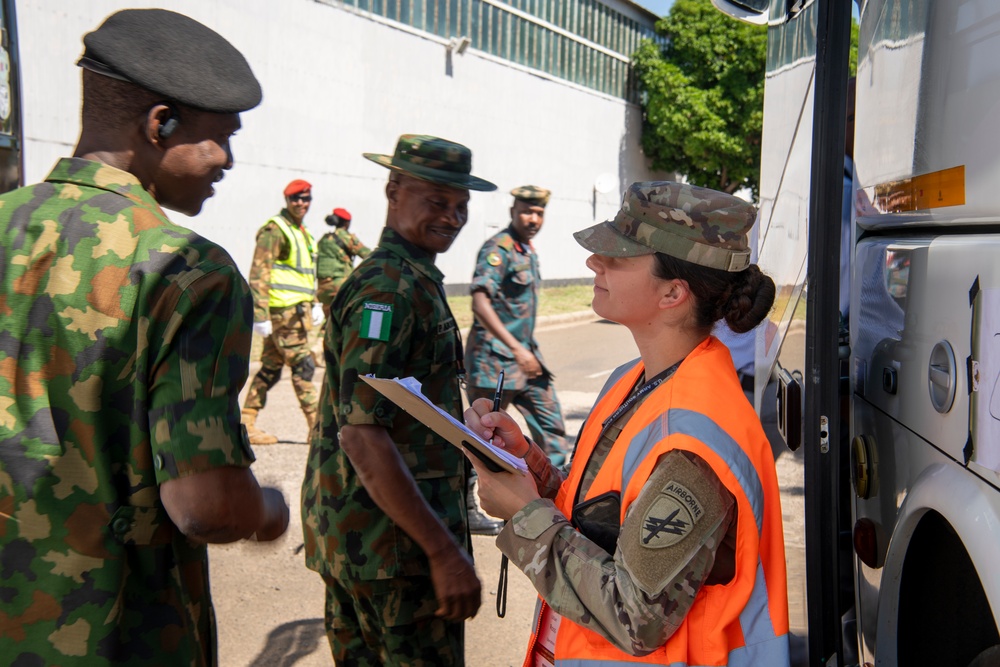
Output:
top-left (492, 369), bottom-right (505, 412)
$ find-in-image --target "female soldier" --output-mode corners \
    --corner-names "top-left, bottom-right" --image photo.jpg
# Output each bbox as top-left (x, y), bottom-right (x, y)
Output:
top-left (464, 182), bottom-right (790, 666)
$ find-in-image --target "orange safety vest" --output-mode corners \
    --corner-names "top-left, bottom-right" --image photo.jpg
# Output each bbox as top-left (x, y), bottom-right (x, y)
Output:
top-left (523, 337), bottom-right (789, 667)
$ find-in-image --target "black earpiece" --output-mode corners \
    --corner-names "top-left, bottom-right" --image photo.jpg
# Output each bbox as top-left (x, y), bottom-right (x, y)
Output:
top-left (159, 114), bottom-right (180, 140)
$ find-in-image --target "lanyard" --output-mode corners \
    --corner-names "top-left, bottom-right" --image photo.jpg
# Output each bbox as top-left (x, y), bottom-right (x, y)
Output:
top-left (598, 362), bottom-right (680, 440)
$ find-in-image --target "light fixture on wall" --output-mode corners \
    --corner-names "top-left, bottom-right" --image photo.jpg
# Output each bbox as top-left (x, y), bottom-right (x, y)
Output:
top-left (447, 36), bottom-right (471, 55)
top-left (593, 173), bottom-right (616, 219)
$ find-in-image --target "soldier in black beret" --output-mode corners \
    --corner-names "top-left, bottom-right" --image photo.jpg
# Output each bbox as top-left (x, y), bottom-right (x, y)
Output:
top-left (0, 9), bottom-right (287, 666)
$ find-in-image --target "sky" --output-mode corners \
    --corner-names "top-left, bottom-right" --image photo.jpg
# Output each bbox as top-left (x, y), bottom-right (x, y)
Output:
top-left (633, 0), bottom-right (674, 17)
top-left (633, 0), bottom-right (860, 19)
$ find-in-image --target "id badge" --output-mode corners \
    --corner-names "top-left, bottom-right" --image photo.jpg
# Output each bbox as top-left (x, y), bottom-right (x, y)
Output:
top-left (532, 603), bottom-right (562, 667)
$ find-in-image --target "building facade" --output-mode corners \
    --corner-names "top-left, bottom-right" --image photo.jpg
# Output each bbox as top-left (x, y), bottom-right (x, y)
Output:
top-left (18, 0), bottom-right (666, 284)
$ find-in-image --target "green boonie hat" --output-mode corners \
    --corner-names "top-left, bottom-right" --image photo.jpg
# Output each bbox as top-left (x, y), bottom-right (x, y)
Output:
top-left (364, 135), bottom-right (497, 192)
top-left (510, 185), bottom-right (551, 206)
top-left (78, 9), bottom-right (262, 113)
top-left (573, 181), bottom-right (755, 272)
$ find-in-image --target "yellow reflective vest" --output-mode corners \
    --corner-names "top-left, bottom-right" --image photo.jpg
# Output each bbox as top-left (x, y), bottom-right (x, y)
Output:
top-left (265, 214), bottom-right (315, 309)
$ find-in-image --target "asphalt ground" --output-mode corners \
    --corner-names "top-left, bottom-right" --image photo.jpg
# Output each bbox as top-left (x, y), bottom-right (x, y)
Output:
top-left (210, 314), bottom-right (808, 666)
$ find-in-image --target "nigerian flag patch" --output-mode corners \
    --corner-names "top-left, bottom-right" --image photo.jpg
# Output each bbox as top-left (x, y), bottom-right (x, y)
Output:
top-left (361, 302), bottom-right (393, 341)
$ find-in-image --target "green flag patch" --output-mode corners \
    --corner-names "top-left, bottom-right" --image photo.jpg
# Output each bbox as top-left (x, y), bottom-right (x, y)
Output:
top-left (360, 302), bottom-right (393, 341)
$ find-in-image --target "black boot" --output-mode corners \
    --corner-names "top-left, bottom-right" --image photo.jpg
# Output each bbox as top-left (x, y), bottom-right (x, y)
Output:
top-left (466, 473), bottom-right (503, 536)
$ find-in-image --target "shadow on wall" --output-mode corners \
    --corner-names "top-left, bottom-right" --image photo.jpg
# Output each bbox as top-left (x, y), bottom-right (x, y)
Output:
top-left (249, 618), bottom-right (327, 666)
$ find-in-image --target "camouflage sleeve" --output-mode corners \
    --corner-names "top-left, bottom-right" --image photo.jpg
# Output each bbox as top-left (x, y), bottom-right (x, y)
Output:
top-left (348, 232), bottom-right (371, 259)
top-left (247, 223), bottom-right (286, 322)
top-left (470, 238), bottom-right (505, 296)
top-left (148, 264), bottom-right (254, 483)
top-left (334, 290), bottom-right (415, 428)
top-left (496, 450), bottom-right (735, 656)
top-left (525, 436), bottom-right (565, 499)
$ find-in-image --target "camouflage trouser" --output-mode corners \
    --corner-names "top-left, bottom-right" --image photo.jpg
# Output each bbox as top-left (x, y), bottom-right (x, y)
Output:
top-left (467, 375), bottom-right (569, 467)
top-left (243, 304), bottom-right (318, 416)
top-left (322, 574), bottom-right (464, 666)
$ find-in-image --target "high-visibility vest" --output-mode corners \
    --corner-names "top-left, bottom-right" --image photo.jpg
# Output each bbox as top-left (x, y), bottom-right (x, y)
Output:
top-left (265, 214), bottom-right (315, 309)
top-left (524, 337), bottom-right (789, 667)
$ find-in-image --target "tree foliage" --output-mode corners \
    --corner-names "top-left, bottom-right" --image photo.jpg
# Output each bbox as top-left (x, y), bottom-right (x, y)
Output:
top-left (633, 0), bottom-right (766, 196)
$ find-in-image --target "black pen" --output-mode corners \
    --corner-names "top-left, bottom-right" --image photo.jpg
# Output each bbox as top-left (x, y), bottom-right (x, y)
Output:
top-left (492, 369), bottom-right (505, 412)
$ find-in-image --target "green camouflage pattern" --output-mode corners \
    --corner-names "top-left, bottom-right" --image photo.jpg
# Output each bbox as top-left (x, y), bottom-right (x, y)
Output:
top-left (301, 226), bottom-right (469, 584)
top-left (322, 574), bottom-right (464, 665)
top-left (0, 158), bottom-right (254, 666)
top-left (363, 134), bottom-right (497, 192)
top-left (573, 181), bottom-right (755, 272)
top-left (243, 304), bottom-right (318, 418)
top-left (315, 228), bottom-right (371, 307)
top-left (465, 227), bottom-right (568, 465)
top-left (510, 184), bottom-right (551, 206)
top-left (498, 451), bottom-right (731, 655)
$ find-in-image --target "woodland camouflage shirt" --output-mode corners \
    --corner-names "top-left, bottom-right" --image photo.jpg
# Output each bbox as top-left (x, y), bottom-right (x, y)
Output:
top-left (465, 225), bottom-right (541, 390)
top-left (0, 158), bottom-right (255, 666)
top-left (301, 227), bottom-right (468, 582)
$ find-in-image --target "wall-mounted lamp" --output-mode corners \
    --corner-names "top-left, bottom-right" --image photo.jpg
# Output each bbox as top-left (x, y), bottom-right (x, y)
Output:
top-left (592, 172), bottom-right (616, 219)
top-left (447, 36), bottom-right (471, 55)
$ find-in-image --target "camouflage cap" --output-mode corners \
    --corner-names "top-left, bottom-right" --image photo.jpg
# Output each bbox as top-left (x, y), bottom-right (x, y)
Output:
top-left (573, 181), bottom-right (755, 272)
top-left (510, 185), bottom-right (551, 206)
top-left (364, 134), bottom-right (497, 192)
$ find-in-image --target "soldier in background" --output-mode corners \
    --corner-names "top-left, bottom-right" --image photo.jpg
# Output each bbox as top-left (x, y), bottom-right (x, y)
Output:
top-left (0, 9), bottom-right (289, 666)
top-left (241, 180), bottom-right (324, 444)
top-left (302, 135), bottom-right (496, 665)
top-left (464, 186), bottom-right (569, 532)
top-left (316, 207), bottom-right (371, 317)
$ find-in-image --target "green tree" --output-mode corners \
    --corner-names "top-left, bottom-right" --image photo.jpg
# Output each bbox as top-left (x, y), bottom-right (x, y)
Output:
top-left (632, 0), bottom-right (766, 196)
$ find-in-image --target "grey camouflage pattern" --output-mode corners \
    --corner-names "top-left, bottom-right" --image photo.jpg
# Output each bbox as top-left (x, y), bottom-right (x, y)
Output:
top-left (497, 449), bottom-right (733, 655)
top-left (574, 181), bottom-right (755, 271)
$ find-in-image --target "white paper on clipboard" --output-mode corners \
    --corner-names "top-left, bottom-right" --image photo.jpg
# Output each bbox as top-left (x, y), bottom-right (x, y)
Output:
top-left (359, 375), bottom-right (528, 475)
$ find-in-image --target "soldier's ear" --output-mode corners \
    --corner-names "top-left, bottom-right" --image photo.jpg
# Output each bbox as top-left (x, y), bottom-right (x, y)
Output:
top-left (386, 178), bottom-right (401, 209)
top-left (659, 278), bottom-right (691, 310)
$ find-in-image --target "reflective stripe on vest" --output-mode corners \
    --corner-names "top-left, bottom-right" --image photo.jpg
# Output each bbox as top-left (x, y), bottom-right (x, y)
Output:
top-left (621, 408), bottom-right (764, 532)
top-left (267, 215), bottom-right (316, 308)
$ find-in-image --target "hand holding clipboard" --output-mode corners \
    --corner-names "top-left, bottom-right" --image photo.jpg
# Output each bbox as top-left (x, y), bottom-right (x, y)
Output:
top-left (359, 375), bottom-right (527, 475)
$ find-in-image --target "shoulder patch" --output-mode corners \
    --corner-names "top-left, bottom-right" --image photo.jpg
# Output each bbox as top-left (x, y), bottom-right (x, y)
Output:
top-left (486, 252), bottom-right (502, 267)
top-left (640, 480), bottom-right (703, 549)
top-left (360, 302), bottom-right (393, 341)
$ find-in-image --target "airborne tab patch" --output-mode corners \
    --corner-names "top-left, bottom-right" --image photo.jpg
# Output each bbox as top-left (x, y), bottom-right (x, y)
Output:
top-left (640, 481), bottom-right (703, 549)
top-left (360, 302), bottom-right (393, 341)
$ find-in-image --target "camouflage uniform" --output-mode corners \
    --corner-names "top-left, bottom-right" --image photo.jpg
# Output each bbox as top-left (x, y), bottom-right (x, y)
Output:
top-left (465, 226), bottom-right (568, 465)
top-left (316, 228), bottom-right (371, 311)
top-left (244, 212), bottom-right (318, 421)
top-left (301, 227), bottom-right (469, 665)
top-left (0, 158), bottom-right (255, 666)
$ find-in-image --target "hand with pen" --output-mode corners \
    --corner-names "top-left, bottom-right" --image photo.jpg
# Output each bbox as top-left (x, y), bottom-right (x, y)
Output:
top-left (463, 371), bottom-right (541, 520)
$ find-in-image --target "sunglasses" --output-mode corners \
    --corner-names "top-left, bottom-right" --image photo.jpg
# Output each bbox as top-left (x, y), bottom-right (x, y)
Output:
top-left (289, 194), bottom-right (312, 202)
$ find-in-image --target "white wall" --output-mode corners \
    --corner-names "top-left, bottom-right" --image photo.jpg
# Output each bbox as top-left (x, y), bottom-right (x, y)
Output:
top-left (18, 0), bottom-right (666, 285)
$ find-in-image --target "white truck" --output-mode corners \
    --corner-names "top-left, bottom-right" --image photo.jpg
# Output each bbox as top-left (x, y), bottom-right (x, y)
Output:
top-left (0, 0), bottom-right (21, 193)
top-left (712, 0), bottom-right (1000, 665)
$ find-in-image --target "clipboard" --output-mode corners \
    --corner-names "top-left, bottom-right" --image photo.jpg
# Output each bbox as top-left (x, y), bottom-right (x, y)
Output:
top-left (359, 375), bottom-right (528, 475)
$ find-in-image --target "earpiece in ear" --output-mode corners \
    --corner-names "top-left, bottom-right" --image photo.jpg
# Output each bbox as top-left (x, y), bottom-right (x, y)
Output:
top-left (159, 115), bottom-right (180, 140)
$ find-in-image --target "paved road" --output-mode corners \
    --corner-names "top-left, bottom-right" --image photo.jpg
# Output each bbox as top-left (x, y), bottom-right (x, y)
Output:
top-left (210, 317), bottom-right (807, 665)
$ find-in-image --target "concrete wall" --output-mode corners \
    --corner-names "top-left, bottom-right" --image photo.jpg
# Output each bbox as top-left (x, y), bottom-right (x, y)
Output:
top-left (18, 0), bottom-right (665, 285)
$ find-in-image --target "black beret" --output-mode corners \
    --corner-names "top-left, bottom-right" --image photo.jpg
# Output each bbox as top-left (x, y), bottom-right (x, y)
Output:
top-left (79, 8), bottom-right (262, 113)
